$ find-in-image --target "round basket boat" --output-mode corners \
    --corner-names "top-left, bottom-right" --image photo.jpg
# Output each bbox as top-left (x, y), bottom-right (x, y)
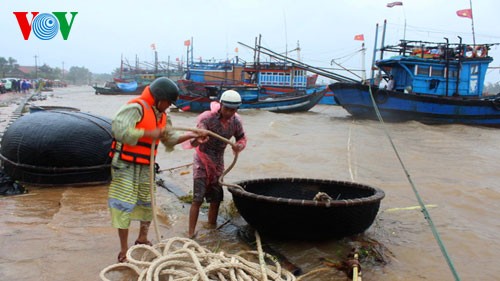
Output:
top-left (0, 111), bottom-right (112, 186)
top-left (29, 105), bottom-right (81, 113)
top-left (228, 178), bottom-right (385, 240)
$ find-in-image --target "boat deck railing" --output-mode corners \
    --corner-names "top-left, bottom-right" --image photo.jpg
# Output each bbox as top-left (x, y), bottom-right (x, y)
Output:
top-left (381, 39), bottom-right (499, 61)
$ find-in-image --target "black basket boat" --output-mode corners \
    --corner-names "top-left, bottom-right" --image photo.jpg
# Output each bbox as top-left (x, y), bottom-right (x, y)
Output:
top-left (0, 110), bottom-right (113, 186)
top-left (228, 178), bottom-right (385, 240)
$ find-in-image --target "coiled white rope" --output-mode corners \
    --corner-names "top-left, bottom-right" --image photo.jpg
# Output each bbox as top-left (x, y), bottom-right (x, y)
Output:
top-left (99, 236), bottom-right (296, 281)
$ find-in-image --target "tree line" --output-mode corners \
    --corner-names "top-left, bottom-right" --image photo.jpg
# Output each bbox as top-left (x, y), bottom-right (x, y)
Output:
top-left (0, 56), bottom-right (93, 85)
top-left (485, 81), bottom-right (500, 95)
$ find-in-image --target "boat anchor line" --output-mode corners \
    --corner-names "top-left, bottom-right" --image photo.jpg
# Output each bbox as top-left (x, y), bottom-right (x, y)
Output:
top-left (366, 85), bottom-right (462, 281)
top-left (347, 121), bottom-right (358, 182)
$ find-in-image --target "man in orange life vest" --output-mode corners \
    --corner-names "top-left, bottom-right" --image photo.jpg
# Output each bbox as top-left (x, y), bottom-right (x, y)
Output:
top-left (108, 77), bottom-right (207, 263)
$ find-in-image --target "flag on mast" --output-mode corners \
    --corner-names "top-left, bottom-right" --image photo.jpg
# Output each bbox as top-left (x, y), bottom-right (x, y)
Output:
top-left (184, 40), bottom-right (191, 46)
top-left (150, 43), bottom-right (156, 50)
top-left (456, 9), bottom-right (473, 19)
top-left (354, 34), bottom-right (365, 41)
top-left (386, 1), bottom-right (403, 8)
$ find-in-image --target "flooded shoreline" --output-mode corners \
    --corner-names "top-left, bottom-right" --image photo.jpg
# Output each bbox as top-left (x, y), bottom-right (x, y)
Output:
top-left (1, 86), bottom-right (499, 280)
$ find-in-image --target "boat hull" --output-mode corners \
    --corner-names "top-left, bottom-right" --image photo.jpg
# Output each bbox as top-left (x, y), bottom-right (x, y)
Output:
top-left (0, 111), bottom-right (113, 186)
top-left (228, 178), bottom-right (385, 240)
top-left (92, 84), bottom-right (146, 95)
top-left (330, 82), bottom-right (500, 126)
top-left (177, 83), bottom-right (326, 113)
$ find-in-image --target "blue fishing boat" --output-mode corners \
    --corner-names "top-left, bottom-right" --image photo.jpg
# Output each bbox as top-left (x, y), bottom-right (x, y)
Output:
top-left (177, 82), bottom-right (327, 113)
top-left (318, 88), bottom-right (338, 105)
top-left (177, 60), bottom-right (327, 112)
top-left (329, 22), bottom-right (500, 127)
top-left (176, 37), bottom-right (329, 113)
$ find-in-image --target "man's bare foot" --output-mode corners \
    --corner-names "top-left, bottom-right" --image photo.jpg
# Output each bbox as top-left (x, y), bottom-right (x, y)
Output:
top-left (186, 231), bottom-right (198, 239)
top-left (202, 222), bottom-right (217, 229)
top-left (117, 251), bottom-right (127, 263)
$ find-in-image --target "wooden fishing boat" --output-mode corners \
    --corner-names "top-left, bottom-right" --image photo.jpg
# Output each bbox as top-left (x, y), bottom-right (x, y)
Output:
top-left (177, 38), bottom-right (334, 113)
top-left (92, 81), bottom-right (146, 95)
top-left (330, 21), bottom-right (500, 127)
top-left (177, 82), bottom-right (327, 113)
top-left (228, 178), bottom-right (385, 240)
top-left (0, 111), bottom-right (113, 186)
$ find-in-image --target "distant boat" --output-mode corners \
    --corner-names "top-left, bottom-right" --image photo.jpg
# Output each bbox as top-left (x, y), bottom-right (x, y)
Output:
top-left (116, 80), bottom-right (138, 92)
top-left (92, 81), bottom-right (146, 95)
top-left (330, 20), bottom-right (500, 127)
top-left (113, 52), bottom-right (184, 85)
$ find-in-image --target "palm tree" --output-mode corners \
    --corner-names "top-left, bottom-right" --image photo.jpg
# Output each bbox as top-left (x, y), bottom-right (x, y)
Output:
top-left (7, 57), bottom-right (19, 76)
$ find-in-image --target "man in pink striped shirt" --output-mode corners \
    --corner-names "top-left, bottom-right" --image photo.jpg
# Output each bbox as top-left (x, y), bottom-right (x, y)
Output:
top-left (188, 90), bottom-right (247, 238)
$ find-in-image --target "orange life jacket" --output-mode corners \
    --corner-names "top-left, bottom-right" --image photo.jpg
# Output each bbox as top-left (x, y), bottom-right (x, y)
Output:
top-left (109, 87), bottom-right (166, 165)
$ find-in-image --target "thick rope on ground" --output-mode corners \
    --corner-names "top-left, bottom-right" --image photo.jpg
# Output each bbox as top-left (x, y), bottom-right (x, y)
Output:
top-left (100, 236), bottom-right (296, 281)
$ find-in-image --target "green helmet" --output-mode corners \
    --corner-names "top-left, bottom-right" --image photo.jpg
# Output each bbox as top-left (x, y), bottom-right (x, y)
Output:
top-left (149, 77), bottom-right (179, 104)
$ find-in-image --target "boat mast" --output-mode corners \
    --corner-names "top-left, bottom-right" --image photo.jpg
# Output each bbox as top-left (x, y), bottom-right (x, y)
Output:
top-left (190, 37), bottom-right (194, 66)
top-left (154, 49), bottom-right (158, 74)
top-left (135, 55), bottom-right (139, 75)
top-left (469, 0), bottom-right (476, 46)
top-left (361, 42), bottom-right (366, 82)
top-left (377, 20), bottom-right (388, 84)
top-left (370, 23), bottom-right (379, 85)
top-left (455, 36), bottom-right (463, 96)
top-left (239, 41), bottom-right (358, 83)
top-left (295, 40), bottom-right (301, 61)
top-left (120, 54), bottom-right (123, 79)
top-left (257, 35), bottom-right (262, 84)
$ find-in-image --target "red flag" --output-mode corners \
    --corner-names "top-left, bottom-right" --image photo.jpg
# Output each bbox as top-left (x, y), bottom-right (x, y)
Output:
top-left (234, 47), bottom-right (239, 53)
top-left (184, 40), bottom-right (190, 46)
top-left (387, 1), bottom-right (403, 8)
top-left (354, 34), bottom-right (364, 41)
top-left (456, 9), bottom-right (473, 19)
top-left (150, 43), bottom-right (156, 50)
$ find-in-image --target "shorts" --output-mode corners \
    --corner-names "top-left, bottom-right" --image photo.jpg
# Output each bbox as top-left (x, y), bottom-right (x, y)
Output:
top-left (192, 177), bottom-right (223, 203)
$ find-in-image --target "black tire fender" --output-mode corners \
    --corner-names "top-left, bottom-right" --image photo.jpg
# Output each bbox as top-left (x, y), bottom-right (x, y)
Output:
top-left (374, 89), bottom-right (389, 104)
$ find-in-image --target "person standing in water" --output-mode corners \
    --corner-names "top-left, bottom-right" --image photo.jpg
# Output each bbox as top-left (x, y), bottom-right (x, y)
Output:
top-left (188, 90), bottom-right (247, 238)
top-left (108, 77), bottom-right (207, 262)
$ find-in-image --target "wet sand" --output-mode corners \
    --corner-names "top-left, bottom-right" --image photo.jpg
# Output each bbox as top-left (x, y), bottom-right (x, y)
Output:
top-left (1, 86), bottom-right (499, 280)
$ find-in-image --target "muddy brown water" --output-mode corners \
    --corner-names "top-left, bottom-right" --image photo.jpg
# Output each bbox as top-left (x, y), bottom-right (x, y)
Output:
top-left (0, 86), bottom-right (499, 280)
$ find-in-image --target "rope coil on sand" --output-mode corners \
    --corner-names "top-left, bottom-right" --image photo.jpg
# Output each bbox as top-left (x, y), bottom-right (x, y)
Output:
top-left (99, 237), bottom-right (296, 281)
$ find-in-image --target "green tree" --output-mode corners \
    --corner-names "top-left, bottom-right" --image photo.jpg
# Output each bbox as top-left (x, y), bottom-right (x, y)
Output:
top-left (7, 57), bottom-right (19, 76)
top-left (66, 66), bottom-right (91, 85)
top-left (484, 82), bottom-right (500, 96)
top-left (0, 57), bottom-right (8, 77)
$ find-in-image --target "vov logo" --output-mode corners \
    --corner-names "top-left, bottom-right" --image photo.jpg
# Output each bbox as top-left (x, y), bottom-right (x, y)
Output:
top-left (13, 12), bottom-right (78, 40)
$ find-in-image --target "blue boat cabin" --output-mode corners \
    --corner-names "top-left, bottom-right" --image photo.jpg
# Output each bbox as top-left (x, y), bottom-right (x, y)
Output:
top-left (376, 41), bottom-right (493, 97)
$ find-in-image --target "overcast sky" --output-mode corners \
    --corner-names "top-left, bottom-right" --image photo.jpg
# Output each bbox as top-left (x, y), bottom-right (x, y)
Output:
top-left (2, 0), bottom-right (500, 83)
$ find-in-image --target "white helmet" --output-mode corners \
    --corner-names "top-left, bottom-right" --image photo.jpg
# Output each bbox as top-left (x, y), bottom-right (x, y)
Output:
top-left (219, 90), bottom-right (242, 109)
